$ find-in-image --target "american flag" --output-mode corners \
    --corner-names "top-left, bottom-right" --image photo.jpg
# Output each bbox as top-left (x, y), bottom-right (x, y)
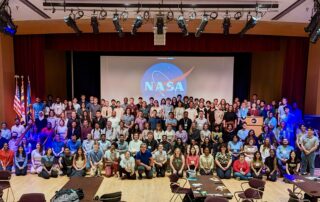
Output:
top-left (20, 76), bottom-right (26, 123)
top-left (13, 75), bottom-right (22, 118)
top-left (26, 76), bottom-right (32, 121)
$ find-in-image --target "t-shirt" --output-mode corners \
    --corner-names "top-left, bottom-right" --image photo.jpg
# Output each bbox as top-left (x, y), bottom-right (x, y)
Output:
top-left (302, 135), bottom-right (319, 151)
top-left (52, 141), bottom-right (65, 154)
top-left (286, 158), bottom-right (300, 174)
top-left (136, 150), bottom-right (152, 165)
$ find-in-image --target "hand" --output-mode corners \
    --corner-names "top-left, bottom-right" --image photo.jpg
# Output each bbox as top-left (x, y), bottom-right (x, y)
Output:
top-left (173, 169), bottom-right (177, 173)
top-left (158, 163), bottom-right (162, 167)
top-left (60, 164), bottom-right (63, 168)
top-left (146, 166), bottom-right (151, 171)
top-left (305, 150), bottom-right (310, 155)
top-left (178, 170), bottom-right (182, 175)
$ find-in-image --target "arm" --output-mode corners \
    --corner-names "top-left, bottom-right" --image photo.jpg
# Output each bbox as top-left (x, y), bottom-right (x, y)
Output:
top-left (285, 163), bottom-right (290, 175)
top-left (23, 155), bottom-right (28, 168)
top-left (169, 156), bottom-right (176, 172)
top-left (233, 161), bottom-right (240, 172)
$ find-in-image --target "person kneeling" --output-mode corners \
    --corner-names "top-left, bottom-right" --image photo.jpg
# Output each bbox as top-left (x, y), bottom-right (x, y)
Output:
top-left (15, 146), bottom-right (28, 176)
top-left (39, 148), bottom-right (58, 179)
top-left (104, 142), bottom-right (119, 177)
top-left (170, 148), bottom-right (185, 178)
top-left (154, 144), bottom-right (168, 177)
top-left (199, 147), bottom-right (214, 175)
top-left (59, 148), bottom-right (73, 177)
top-left (90, 143), bottom-right (104, 177)
top-left (251, 151), bottom-right (264, 179)
top-left (215, 144), bottom-right (232, 179)
top-left (233, 153), bottom-right (251, 180)
top-left (119, 151), bottom-right (136, 180)
top-left (136, 143), bottom-right (154, 179)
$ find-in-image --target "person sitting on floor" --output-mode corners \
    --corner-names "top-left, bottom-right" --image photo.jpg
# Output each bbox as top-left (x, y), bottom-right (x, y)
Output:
top-left (0, 142), bottom-right (14, 171)
top-left (286, 150), bottom-right (300, 176)
top-left (153, 143), bottom-right (168, 177)
top-left (119, 151), bottom-right (136, 180)
top-left (199, 147), bottom-right (214, 175)
top-left (14, 145), bottom-right (28, 176)
top-left (104, 142), bottom-right (119, 177)
top-left (170, 147), bottom-right (185, 178)
top-left (39, 148), bottom-right (58, 179)
top-left (276, 138), bottom-right (294, 176)
top-left (31, 143), bottom-right (44, 174)
top-left (89, 143), bottom-right (104, 177)
top-left (233, 153), bottom-right (251, 180)
top-left (186, 146), bottom-right (199, 177)
top-left (70, 147), bottom-right (86, 177)
top-left (251, 151), bottom-right (264, 179)
top-left (59, 147), bottom-right (73, 177)
top-left (215, 144), bottom-right (232, 179)
top-left (136, 143), bottom-right (154, 179)
top-left (264, 149), bottom-right (278, 182)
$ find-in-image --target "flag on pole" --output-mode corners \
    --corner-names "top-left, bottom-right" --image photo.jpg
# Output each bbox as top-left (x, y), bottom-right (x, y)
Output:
top-left (26, 76), bottom-right (32, 122)
top-left (13, 75), bottom-right (22, 118)
top-left (20, 76), bottom-right (26, 123)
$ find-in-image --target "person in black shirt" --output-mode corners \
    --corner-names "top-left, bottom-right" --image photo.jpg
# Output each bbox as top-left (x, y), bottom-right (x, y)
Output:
top-left (144, 132), bottom-right (158, 153)
top-left (207, 104), bottom-right (216, 131)
top-left (201, 137), bottom-right (213, 155)
top-left (91, 110), bottom-right (106, 129)
top-left (172, 138), bottom-right (185, 155)
top-left (222, 124), bottom-right (235, 143)
top-left (265, 149), bottom-right (278, 182)
top-left (67, 121), bottom-right (81, 139)
top-left (59, 147), bottom-right (73, 177)
top-left (286, 150), bottom-right (300, 175)
top-left (177, 111), bottom-right (192, 132)
top-left (188, 122), bottom-right (201, 144)
top-left (223, 106), bottom-right (238, 129)
top-left (160, 135), bottom-right (172, 155)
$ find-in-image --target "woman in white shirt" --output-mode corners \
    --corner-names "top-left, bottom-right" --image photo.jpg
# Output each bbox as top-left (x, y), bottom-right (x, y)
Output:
top-left (154, 123), bottom-right (165, 142)
top-left (165, 124), bottom-right (175, 143)
top-left (260, 137), bottom-right (274, 162)
top-left (150, 100), bottom-right (163, 118)
top-left (56, 119), bottom-right (68, 142)
top-left (119, 151), bottom-right (136, 179)
top-left (30, 143), bottom-right (44, 174)
top-left (114, 101), bottom-right (124, 119)
top-left (174, 101), bottom-right (185, 121)
top-left (47, 110), bottom-right (57, 129)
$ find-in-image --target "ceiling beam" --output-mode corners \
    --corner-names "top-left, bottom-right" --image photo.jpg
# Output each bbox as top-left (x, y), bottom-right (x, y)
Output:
top-left (20, 0), bottom-right (51, 19)
top-left (43, 2), bottom-right (279, 9)
top-left (272, 0), bottom-right (305, 20)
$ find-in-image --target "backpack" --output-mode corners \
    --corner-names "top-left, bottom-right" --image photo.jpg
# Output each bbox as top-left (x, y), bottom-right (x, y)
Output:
top-left (52, 188), bottom-right (84, 202)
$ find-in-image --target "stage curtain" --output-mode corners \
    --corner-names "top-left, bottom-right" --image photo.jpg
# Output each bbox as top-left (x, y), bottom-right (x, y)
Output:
top-left (282, 37), bottom-right (309, 108)
top-left (14, 35), bottom-right (45, 100)
top-left (44, 33), bottom-right (281, 52)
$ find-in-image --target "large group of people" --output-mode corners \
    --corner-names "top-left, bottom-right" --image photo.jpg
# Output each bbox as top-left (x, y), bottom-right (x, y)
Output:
top-left (0, 94), bottom-right (318, 182)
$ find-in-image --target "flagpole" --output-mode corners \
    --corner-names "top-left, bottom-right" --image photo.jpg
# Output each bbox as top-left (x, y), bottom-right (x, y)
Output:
top-left (14, 75), bottom-right (20, 119)
top-left (20, 75), bottom-right (26, 124)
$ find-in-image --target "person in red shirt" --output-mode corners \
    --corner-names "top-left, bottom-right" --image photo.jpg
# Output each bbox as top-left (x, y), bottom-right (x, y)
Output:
top-left (186, 146), bottom-right (199, 177)
top-left (233, 153), bottom-right (252, 180)
top-left (0, 142), bottom-right (14, 171)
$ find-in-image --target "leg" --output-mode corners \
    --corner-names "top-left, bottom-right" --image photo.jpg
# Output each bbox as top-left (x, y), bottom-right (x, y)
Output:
top-left (216, 167), bottom-right (225, 179)
top-left (113, 162), bottom-right (119, 176)
top-left (224, 168), bottom-right (231, 179)
top-left (145, 168), bottom-right (153, 179)
top-left (308, 152), bottom-right (316, 176)
top-left (199, 168), bottom-right (206, 176)
top-left (270, 171), bottom-right (277, 182)
top-left (300, 153), bottom-right (307, 174)
top-left (137, 165), bottom-right (146, 178)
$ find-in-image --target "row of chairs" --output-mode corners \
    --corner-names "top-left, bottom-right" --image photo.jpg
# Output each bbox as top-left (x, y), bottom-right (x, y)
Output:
top-left (169, 174), bottom-right (311, 202)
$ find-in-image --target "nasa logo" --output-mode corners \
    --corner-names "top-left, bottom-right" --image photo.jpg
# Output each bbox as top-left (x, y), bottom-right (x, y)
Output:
top-left (140, 62), bottom-right (193, 101)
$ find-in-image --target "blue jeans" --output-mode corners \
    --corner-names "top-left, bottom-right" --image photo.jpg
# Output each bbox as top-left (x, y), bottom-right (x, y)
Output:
top-left (234, 172), bottom-right (251, 180)
top-left (216, 167), bottom-right (231, 179)
top-left (301, 152), bottom-right (316, 176)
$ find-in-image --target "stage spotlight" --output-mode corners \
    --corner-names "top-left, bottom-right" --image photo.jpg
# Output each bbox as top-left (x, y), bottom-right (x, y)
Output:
top-left (177, 15), bottom-right (188, 36)
top-left (209, 11), bottom-right (218, 20)
top-left (156, 15), bottom-right (164, 34)
top-left (113, 13), bottom-right (123, 37)
top-left (195, 15), bottom-right (208, 38)
top-left (91, 16), bottom-right (99, 34)
top-left (189, 11), bottom-right (196, 20)
top-left (0, 7), bottom-right (17, 36)
top-left (239, 15), bottom-right (259, 37)
top-left (310, 21), bottom-right (320, 43)
top-left (131, 15), bottom-right (143, 35)
top-left (76, 10), bottom-right (84, 19)
top-left (234, 11), bottom-right (243, 20)
top-left (305, 11), bottom-right (320, 33)
top-left (223, 17), bottom-right (231, 35)
top-left (64, 15), bottom-right (82, 34)
top-left (121, 11), bottom-right (128, 21)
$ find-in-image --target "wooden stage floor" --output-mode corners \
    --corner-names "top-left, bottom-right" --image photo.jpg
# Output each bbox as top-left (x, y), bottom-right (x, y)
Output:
top-left (6, 174), bottom-right (293, 202)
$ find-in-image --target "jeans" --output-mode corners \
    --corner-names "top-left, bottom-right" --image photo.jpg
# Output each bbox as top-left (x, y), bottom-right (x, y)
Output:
top-left (266, 170), bottom-right (277, 182)
top-left (233, 172), bottom-right (251, 180)
top-left (301, 152), bottom-right (316, 176)
top-left (216, 167), bottom-right (231, 179)
top-left (137, 165), bottom-right (153, 179)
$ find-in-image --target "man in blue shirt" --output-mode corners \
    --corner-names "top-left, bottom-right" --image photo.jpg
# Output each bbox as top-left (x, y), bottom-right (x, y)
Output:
top-left (90, 143), bottom-right (103, 177)
top-left (32, 97), bottom-right (44, 120)
top-left (52, 134), bottom-right (65, 159)
top-left (136, 143), bottom-right (154, 179)
top-left (237, 122), bottom-right (249, 142)
top-left (276, 138), bottom-right (294, 176)
top-left (66, 134), bottom-right (81, 155)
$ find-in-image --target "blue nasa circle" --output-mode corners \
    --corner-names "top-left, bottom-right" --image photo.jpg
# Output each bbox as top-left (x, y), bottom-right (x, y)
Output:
top-left (140, 62), bottom-right (187, 101)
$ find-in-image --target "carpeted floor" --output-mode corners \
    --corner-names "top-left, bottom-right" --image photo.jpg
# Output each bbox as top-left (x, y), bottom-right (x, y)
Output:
top-left (60, 177), bottom-right (104, 201)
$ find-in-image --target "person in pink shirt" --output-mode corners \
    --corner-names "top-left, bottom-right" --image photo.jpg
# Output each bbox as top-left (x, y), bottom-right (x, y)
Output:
top-left (135, 111), bottom-right (146, 131)
top-left (186, 146), bottom-right (199, 176)
top-left (233, 153), bottom-right (252, 180)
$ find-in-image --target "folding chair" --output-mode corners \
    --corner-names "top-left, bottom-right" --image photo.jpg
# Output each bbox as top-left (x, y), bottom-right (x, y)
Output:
top-left (0, 171), bottom-right (14, 202)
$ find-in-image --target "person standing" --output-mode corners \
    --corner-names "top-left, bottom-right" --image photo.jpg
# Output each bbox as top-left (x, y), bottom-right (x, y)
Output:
top-left (300, 128), bottom-right (319, 176)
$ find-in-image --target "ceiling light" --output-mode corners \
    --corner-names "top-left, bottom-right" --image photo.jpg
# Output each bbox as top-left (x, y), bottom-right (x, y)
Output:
top-left (223, 17), bottom-right (231, 35)
top-left (189, 11), bottom-right (196, 20)
top-left (195, 15), bottom-right (208, 37)
top-left (177, 15), bottom-right (188, 36)
top-left (64, 15), bottom-right (82, 34)
top-left (239, 15), bottom-right (259, 37)
top-left (0, 7), bottom-right (17, 36)
top-left (131, 15), bottom-right (143, 35)
top-left (91, 16), bottom-right (99, 34)
top-left (113, 13), bottom-right (124, 37)
top-left (156, 15), bottom-right (165, 35)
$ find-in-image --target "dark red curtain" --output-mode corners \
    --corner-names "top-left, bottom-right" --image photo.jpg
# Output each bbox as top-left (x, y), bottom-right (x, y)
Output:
top-left (14, 35), bottom-right (45, 99)
top-left (282, 37), bottom-right (309, 108)
top-left (44, 33), bottom-right (281, 52)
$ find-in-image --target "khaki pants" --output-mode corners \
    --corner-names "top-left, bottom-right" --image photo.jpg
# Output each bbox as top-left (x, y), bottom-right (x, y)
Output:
top-left (91, 162), bottom-right (103, 176)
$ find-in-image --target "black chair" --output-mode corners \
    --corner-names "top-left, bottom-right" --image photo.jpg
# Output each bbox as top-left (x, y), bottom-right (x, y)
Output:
top-left (98, 191), bottom-right (122, 202)
top-left (19, 193), bottom-right (46, 202)
top-left (234, 187), bottom-right (264, 202)
top-left (169, 174), bottom-right (192, 202)
top-left (204, 196), bottom-right (228, 202)
top-left (241, 178), bottom-right (266, 198)
top-left (0, 171), bottom-right (14, 202)
top-left (287, 189), bottom-right (310, 202)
